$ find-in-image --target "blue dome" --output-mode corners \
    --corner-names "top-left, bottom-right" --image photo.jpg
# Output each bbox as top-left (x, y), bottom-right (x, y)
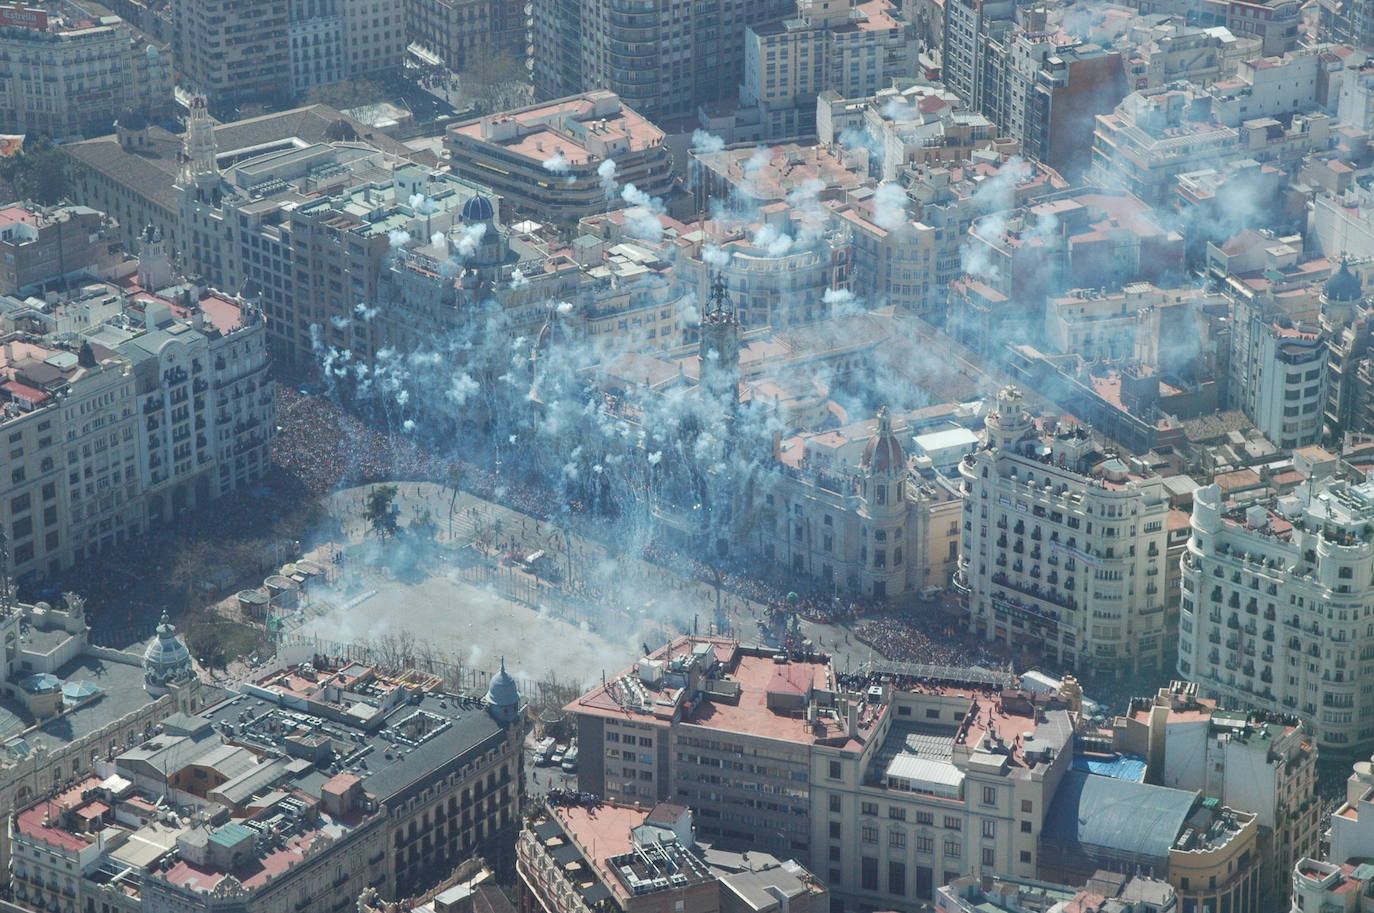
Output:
top-left (1325, 260), bottom-right (1363, 303)
top-left (484, 658), bottom-right (520, 724)
top-left (462, 195), bottom-right (495, 222)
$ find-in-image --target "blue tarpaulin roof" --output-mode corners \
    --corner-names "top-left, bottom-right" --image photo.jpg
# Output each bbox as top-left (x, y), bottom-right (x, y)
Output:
top-left (1072, 753), bottom-right (1148, 782)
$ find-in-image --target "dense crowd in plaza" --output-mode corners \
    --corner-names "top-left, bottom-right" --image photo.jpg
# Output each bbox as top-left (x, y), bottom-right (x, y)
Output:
top-left (854, 616), bottom-right (1006, 671)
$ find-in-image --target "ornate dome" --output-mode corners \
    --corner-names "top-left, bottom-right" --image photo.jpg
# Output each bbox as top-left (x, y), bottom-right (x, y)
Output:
top-left (862, 406), bottom-right (904, 475)
top-left (462, 195), bottom-right (495, 223)
top-left (485, 657), bottom-right (520, 724)
top-left (143, 611), bottom-right (193, 695)
top-left (1325, 259), bottom-right (1363, 303)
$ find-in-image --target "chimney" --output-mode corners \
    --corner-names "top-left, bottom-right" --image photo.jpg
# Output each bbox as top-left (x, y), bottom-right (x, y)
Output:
top-left (847, 701), bottom-right (858, 737)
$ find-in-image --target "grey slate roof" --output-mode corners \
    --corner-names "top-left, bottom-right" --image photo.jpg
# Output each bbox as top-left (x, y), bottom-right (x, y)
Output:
top-left (1043, 771), bottom-right (1198, 862)
top-left (67, 105), bottom-right (422, 215)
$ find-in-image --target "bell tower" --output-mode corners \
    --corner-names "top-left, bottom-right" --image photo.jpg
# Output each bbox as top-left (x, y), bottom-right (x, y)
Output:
top-left (699, 272), bottom-right (741, 416)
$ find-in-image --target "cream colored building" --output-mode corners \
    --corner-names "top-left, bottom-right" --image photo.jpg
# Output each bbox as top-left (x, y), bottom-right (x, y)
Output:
top-left (763, 410), bottom-right (962, 598)
top-left (1179, 478), bottom-right (1374, 750)
top-left (0, 253), bottom-right (273, 583)
top-left (957, 386), bottom-right (1174, 677)
top-left (569, 635), bottom-right (1081, 909)
top-left (741, 0), bottom-right (915, 139)
top-left (0, 3), bottom-right (172, 140)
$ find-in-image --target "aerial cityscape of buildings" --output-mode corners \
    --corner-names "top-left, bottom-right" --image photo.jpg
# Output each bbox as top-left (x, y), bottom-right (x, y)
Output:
top-left (4, 0), bottom-right (1374, 911)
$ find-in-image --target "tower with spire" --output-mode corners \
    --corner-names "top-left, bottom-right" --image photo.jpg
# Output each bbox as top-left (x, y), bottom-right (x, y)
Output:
top-left (699, 272), bottom-right (741, 416)
top-left (985, 386), bottom-right (1035, 452)
top-left (856, 406), bottom-right (909, 597)
top-left (181, 95), bottom-right (219, 185)
top-left (137, 223), bottom-right (173, 290)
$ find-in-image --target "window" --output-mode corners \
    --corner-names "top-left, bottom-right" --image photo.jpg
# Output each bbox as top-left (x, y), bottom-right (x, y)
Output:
top-left (1020, 821), bottom-right (1032, 833)
top-left (981, 786), bottom-right (996, 806)
top-left (829, 845), bottom-right (840, 861)
top-left (828, 761), bottom-right (842, 780)
top-left (943, 839), bottom-right (961, 858)
top-left (981, 848), bottom-right (995, 867)
top-left (981, 820), bottom-right (996, 839)
top-left (889, 807), bottom-right (906, 821)
top-left (862, 826), bottom-right (878, 844)
top-left (915, 835), bottom-right (934, 854)
top-left (1020, 851), bottom-right (1032, 864)
top-left (915, 811), bottom-right (934, 826)
top-left (944, 817), bottom-right (961, 831)
top-left (862, 802), bottom-right (879, 816)
top-left (829, 822), bottom-right (842, 839)
top-left (861, 857), bottom-right (878, 891)
top-left (889, 830), bottom-right (905, 848)
top-left (829, 795), bottom-right (842, 813)
top-left (888, 860), bottom-right (906, 896)
top-left (1020, 800), bottom-right (1033, 814)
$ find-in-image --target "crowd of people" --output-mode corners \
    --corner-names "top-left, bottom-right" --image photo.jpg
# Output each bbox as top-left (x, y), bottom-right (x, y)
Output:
top-left (855, 615), bottom-right (1006, 671)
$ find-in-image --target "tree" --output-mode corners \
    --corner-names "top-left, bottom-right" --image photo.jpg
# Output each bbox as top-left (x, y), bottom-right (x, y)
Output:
top-left (446, 464), bottom-right (465, 523)
top-left (461, 49), bottom-right (531, 114)
top-left (305, 78), bottom-right (387, 112)
top-left (77, 341), bottom-right (96, 368)
top-left (0, 137), bottom-right (72, 204)
top-left (363, 484), bottom-right (399, 538)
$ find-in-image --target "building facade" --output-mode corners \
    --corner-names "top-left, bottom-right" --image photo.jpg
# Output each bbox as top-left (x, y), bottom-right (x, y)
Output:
top-left (741, 0), bottom-right (914, 141)
top-left (0, 242), bottom-right (273, 584)
top-left (529, 0), bottom-right (795, 121)
top-left (173, 0), bottom-right (291, 104)
top-left (0, 0), bottom-right (172, 140)
top-left (406, 0), bottom-right (523, 72)
top-left (1179, 479), bottom-right (1374, 750)
top-left (957, 387), bottom-right (1175, 678)
top-left (446, 92), bottom-right (677, 231)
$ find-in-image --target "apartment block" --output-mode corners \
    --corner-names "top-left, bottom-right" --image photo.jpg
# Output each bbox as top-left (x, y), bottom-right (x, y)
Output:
top-left (0, 0), bottom-right (172, 140)
top-left (956, 387), bottom-right (1175, 678)
top-left (1108, 681), bottom-right (1321, 906)
top-left (406, 0), bottom-right (523, 72)
top-left (0, 203), bottom-right (121, 297)
top-left (173, 0), bottom-right (291, 104)
top-left (741, 0), bottom-right (914, 141)
top-left (1179, 479), bottom-right (1374, 750)
top-left (529, 0), bottom-right (794, 121)
top-left (937, 871), bottom-right (1177, 913)
top-left (567, 635), bottom-right (1081, 909)
top-left (446, 92), bottom-right (677, 230)
top-left (0, 245), bottom-right (272, 585)
top-left (1039, 772), bottom-right (1261, 913)
top-left (0, 592), bottom-right (204, 887)
top-left (518, 798), bottom-right (828, 913)
top-left (7, 657), bottom-right (524, 912)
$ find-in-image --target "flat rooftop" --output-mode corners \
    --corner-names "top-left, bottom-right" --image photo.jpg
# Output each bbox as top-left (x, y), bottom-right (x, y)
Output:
top-left (569, 638), bottom-right (864, 747)
top-left (199, 675), bottom-right (506, 802)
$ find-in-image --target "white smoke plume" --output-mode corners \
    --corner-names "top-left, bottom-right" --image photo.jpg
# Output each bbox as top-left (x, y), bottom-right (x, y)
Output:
top-left (872, 182), bottom-right (909, 232)
top-left (691, 129), bottom-right (726, 154)
top-left (620, 183), bottom-right (665, 243)
top-left (597, 158), bottom-right (619, 197)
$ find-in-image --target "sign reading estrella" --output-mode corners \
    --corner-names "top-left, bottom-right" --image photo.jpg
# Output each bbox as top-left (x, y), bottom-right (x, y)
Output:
top-left (0, 4), bottom-right (48, 29)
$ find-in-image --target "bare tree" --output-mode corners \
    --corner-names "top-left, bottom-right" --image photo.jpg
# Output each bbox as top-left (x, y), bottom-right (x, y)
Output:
top-left (461, 50), bottom-right (532, 114)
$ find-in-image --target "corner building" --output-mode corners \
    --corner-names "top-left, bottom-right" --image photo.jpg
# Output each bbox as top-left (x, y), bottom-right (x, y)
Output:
top-left (568, 636), bottom-right (1080, 911)
top-left (956, 387), bottom-right (1173, 677)
top-left (1179, 478), bottom-right (1374, 750)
